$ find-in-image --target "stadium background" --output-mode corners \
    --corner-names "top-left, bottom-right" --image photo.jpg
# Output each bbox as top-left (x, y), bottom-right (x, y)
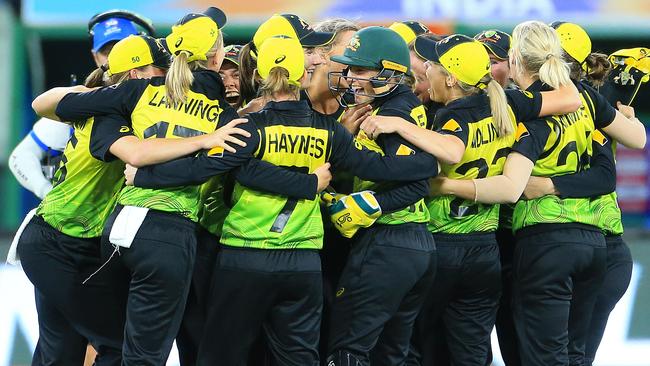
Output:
top-left (0, 0), bottom-right (648, 364)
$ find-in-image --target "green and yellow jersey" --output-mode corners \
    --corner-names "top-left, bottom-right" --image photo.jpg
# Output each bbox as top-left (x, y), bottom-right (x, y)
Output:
top-left (132, 100), bottom-right (438, 250)
top-left (595, 135), bottom-right (623, 235)
top-left (427, 90), bottom-right (543, 234)
top-left (354, 85), bottom-right (431, 225)
top-left (37, 115), bottom-right (133, 237)
top-left (511, 81), bottom-right (618, 232)
top-left (551, 130), bottom-right (623, 235)
top-left (56, 71), bottom-right (238, 222)
top-left (592, 192), bottom-right (624, 236)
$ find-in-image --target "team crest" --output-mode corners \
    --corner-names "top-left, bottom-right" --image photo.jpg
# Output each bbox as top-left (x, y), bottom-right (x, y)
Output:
top-left (347, 36), bottom-right (361, 52)
top-left (478, 30), bottom-right (500, 44)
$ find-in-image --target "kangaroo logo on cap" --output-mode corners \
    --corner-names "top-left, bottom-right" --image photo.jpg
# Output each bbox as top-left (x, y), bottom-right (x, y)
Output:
top-left (175, 37), bottom-right (183, 48)
top-left (275, 55), bottom-right (287, 64)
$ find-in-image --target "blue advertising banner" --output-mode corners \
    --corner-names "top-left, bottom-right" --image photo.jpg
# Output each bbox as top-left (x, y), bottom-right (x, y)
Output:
top-left (22, 0), bottom-right (650, 27)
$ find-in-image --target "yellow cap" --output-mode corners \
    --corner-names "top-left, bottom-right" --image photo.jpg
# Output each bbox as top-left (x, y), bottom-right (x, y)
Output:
top-left (414, 34), bottom-right (490, 88)
top-left (253, 14), bottom-right (335, 51)
top-left (166, 15), bottom-right (219, 62)
top-left (389, 21), bottom-right (429, 45)
top-left (257, 36), bottom-right (305, 86)
top-left (107, 35), bottom-right (170, 76)
top-left (551, 22), bottom-right (591, 70)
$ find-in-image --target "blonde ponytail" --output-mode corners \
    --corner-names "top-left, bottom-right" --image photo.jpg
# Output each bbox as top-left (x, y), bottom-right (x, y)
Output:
top-left (446, 66), bottom-right (514, 138)
top-left (484, 78), bottom-right (514, 137)
top-left (511, 21), bottom-right (572, 89)
top-left (165, 51), bottom-right (194, 106)
top-left (259, 67), bottom-right (300, 99)
top-left (164, 32), bottom-right (224, 106)
top-left (538, 53), bottom-right (571, 89)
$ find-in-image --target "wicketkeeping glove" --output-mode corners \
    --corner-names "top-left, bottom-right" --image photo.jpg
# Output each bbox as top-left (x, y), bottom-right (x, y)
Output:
top-left (321, 190), bottom-right (382, 238)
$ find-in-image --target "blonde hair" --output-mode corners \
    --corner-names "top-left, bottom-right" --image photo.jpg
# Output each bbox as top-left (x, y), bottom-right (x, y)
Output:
top-left (445, 67), bottom-right (514, 137)
top-left (165, 31), bottom-right (224, 106)
top-left (511, 20), bottom-right (572, 89)
top-left (259, 67), bottom-right (300, 99)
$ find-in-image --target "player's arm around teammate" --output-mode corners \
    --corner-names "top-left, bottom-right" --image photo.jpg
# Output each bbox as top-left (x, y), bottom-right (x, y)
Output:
top-left (31, 9), bottom-right (258, 365)
top-left (9, 10), bottom-right (153, 200)
top-left (122, 35), bottom-right (437, 366)
top-left (15, 31), bottom-right (180, 366)
top-left (365, 34), bottom-right (550, 366)
top-left (314, 26), bottom-right (438, 366)
top-left (522, 23), bottom-right (640, 365)
top-left (430, 21), bottom-right (642, 366)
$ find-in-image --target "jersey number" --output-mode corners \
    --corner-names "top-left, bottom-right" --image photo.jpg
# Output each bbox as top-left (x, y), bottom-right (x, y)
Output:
top-left (556, 141), bottom-right (590, 171)
top-left (53, 134), bottom-right (78, 186)
top-left (143, 121), bottom-right (206, 139)
top-left (449, 158), bottom-right (488, 218)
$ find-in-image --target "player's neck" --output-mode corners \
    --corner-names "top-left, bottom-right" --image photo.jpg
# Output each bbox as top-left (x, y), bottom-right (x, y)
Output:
top-left (272, 92), bottom-right (300, 102)
top-left (515, 73), bottom-right (536, 91)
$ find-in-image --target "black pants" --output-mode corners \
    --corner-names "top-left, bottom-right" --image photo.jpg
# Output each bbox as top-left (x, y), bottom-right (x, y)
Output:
top-left (512, 226), bottom-right (606, 366)
top-left (408, 232), bottom-right (502, 366)
top-left (101, 206), bottom-right (198, 366)
top-left (17, 215), bottom-right (126, 366)
top-left (197, 246), bottom-right (323, 366)
top-left (327, 223), bottom-right (436, 366)
top-left (176, 227), bottom-right (220, 366)
top-left (320, 226), bottom-right (353, 365)
top-left (584, 235), bottom-right (633, 366)
top-left (493, 228), bottom-right (521, 366)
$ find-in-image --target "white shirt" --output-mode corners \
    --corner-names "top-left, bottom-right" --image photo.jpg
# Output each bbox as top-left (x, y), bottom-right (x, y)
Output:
top-left (8, 118), bottom-right (72, 199)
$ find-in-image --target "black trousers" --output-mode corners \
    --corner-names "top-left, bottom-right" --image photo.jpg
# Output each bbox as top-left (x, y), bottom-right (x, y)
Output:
top-left (327, 223), bottom-right (436, 366)
top-left (584, 235), bottom-right (633, 366)
top-left (176, 227), bottom-right (220, 366)
top-left (17, 215), bottom-right (127, 366)
top-left (101, 206), bottom-right (198, 366)
top-left (408, 232), bottom-right (502, 366)
top-left (320, 227), bottom-right (353, 365)
top-left (512, 226), bottom-right (606, 366)
top-left (197, 246), bottom-right (323, 366)
top-left (493, 228), bottom-right (521, 366)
